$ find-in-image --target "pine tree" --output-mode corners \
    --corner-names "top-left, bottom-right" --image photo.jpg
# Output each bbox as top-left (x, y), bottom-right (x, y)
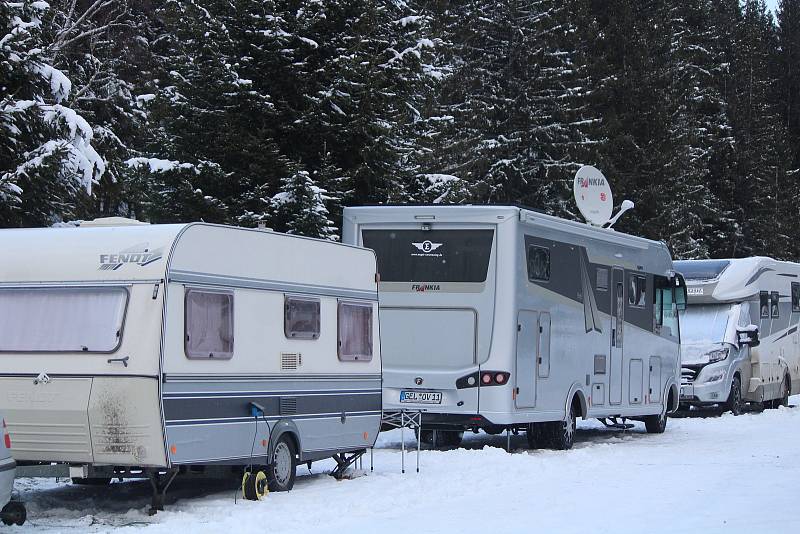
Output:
top-left (777, 0), bottom-right (800, 171)
top-left (0, 0), bottom-right (105, 227)
top-left (270, 170), bottom-right (337, 239)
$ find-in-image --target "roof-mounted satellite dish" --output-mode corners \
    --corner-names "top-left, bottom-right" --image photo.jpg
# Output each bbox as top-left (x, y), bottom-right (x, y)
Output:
top-left (574, 165), bottom-right (613, 226)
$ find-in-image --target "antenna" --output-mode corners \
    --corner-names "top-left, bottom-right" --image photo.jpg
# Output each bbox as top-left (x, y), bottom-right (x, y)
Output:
top-left (606, 200), bottom-right (635, 229)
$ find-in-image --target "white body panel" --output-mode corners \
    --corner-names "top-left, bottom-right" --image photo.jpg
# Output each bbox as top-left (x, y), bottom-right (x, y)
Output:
top-left (0, 411), bottom-right (14, 508)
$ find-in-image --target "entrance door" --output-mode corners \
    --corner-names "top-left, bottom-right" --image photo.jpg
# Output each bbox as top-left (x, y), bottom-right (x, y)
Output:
top-left (538, 312), bottom-right (551, 378)
top-left (515, 310), bottom-right (539, 408)
top-left (609, 268), bottom-right (625, 405)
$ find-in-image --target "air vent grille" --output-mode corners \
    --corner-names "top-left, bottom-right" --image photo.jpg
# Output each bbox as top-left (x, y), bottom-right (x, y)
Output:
top-left (281, 352), bottom-right (302, 371)
top-left (280, 397), bottom-right (298, 415)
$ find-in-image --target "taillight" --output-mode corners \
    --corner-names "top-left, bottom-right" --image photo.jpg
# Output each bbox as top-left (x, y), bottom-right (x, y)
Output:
top-left (2, 419), bottom-right (10, 449)
top-left (456, 371), bottom-right (511, 389)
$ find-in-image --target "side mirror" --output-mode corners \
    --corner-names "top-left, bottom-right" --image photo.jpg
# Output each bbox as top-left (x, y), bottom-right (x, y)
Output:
top-left (737, 325), bottom-right (760, 348)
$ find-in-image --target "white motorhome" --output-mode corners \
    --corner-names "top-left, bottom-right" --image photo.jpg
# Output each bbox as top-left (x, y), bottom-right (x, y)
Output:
top-left (0, 220), bottom-right (381, 512)
top-left (675, 258), bottom-right (799, 413)
top-left (343, 205), bottom-right (685, 449)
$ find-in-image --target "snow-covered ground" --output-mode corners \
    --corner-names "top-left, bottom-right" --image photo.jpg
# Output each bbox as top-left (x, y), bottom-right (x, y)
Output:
top-left (9, 397), bottom-right (800, 533)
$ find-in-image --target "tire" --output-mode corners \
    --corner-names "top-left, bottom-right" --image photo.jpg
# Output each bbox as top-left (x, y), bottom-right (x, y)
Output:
top-left (417, 429), bottom-right (464, 448)
top-left (1, 501), bottom-right (26, 526)
top-left (726, 375), bottom-right (744, 416)
top-left (266, 434), bottom-right (297, 492)
top-left (71, 477), bottom-right (112, 486)
top-left (643, 404), bottom-right (668, 434)
top-left (778, 376), bottom-right (790, 408)
top-left (548, 403), bottom-right (577, 450)
top-left (525, 423), bottom-right (546, 449)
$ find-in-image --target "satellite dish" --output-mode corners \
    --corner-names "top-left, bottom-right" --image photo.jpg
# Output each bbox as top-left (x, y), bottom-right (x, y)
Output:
top-left (574, 165), bottom-right (613, 226)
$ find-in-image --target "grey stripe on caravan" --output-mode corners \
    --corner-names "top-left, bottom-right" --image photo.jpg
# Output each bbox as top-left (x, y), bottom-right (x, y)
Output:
top-left (165, 411), bottom-right (382, 426)
top-left (164, 390), bottom-right (381, 399)
top-left (163, 373), bottom-right (381, 382)
top-left (169, 269), bottom-right (377, 301)
top-left (0, 460), bottom-right (15, 473)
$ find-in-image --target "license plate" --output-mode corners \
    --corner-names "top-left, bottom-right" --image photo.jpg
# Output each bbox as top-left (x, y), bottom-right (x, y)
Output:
top-left (400, 390), bottom-right (442, 404)
top-left (680, 385), bottom-right (694, 399)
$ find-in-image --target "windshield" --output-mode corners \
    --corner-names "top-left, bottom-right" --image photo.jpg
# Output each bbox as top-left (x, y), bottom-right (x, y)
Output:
top-left (362, 229), bottom-right (494, 283)
top-left (678, 304), bottom-right (732, 345)
top-left (0, 287), bottom-right (128, 352)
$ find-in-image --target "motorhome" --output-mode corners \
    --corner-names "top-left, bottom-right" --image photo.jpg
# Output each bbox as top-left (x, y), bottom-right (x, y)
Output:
top-left (675, 258), bottom-right (799, 413)
top-left (343, 205), bottom-right (685, 450)
top-left (0, 219), bottom-right (381, 511)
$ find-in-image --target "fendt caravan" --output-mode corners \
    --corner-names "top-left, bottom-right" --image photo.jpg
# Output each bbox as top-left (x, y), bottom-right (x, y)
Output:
top-left (344, 205), bottom-right (685, 450)
top-left (676, 258), bottom-right (799, 413)
top-left (0, 220), bottom-right (381, 512)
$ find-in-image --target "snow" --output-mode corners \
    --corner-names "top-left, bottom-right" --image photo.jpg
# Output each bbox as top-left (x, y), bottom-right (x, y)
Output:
top-left (34, 64), bottom-right (71, 102)
top-left (11, 398), bottom-right (800, 533)
top-left (125, 158), bottom-right (196, 174)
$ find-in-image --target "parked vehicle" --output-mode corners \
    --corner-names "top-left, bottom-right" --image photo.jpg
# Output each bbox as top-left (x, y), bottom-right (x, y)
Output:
top-left (0, 218), bottom-right (381, 512)
top-left (1, 413), bottom-right (25, 526)
top-left (675, 257), bottom-right (798, 414)
top-left (343, 205), bottom-right (685, 450)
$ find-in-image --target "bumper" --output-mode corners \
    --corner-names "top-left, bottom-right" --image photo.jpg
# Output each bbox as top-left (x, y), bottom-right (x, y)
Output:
top-left (680, 380), bottom-right (730, 404)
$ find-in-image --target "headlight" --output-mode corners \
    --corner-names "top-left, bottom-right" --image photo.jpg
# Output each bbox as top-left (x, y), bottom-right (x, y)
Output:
top-left (705, 371), bottom-right (725, 383)
top-left (706, 348), bottom-right (729, 363)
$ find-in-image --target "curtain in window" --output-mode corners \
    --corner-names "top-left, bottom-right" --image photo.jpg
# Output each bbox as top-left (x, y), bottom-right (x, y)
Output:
top-left (339, 303), bottom-right (372, 361)
top-left (0, 288), bottom-right (127, 352)
top-left (186, 290), bottom-right (233, 359)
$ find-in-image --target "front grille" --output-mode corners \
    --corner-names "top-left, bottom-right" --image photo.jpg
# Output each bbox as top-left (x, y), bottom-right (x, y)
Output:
top-left (681, 365), bottom-right (703, 384)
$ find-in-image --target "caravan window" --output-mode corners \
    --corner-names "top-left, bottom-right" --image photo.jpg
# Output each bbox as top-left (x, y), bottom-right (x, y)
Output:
top-left (771, 291), bottom-right (780, 318)
top-left (792, 283), bottom-right (800, 312)
top-left (338, 301), bottom-right (373, 361)
top-left (628, 275), bottom-right (646, 308)
top-left (0, 287), bottom-right (128, 353)
top-left (185, 289), bottom-right (234, 359)
top-left (596, 268), bottom-right (609, 291)
top-left (654, 276), bottom-right (678, 338)
top-left (760, 291), bottom-right (769, 318)
top-left (284, 296), bottom-right (320, 339)
top-left (527, 245), bottom-right (550, 282)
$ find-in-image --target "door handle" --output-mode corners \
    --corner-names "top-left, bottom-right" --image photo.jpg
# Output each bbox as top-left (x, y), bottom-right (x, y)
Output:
top-left (612, 328), bottom-right (616, 346)
top-left (107, 356), bottom-right (129, 367)
top-left (538, 357), bottom-right (542, 364)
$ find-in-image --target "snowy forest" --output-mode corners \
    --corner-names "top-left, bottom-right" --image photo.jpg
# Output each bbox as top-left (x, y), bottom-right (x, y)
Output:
top-left (1, 0), bottom-right (799, 260)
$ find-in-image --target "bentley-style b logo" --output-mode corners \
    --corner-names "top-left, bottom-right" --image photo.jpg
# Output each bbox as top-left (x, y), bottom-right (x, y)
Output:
top-left (414, 377), bottom-right (423, 385)
top-left (412, 241), bottom-right (443, 254)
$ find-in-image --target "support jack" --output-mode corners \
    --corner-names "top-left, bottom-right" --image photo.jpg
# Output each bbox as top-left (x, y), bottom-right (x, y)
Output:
top-left (147, 468), bottom-right (179, 515)
top-left (330, 449), bottom-right (366, 480)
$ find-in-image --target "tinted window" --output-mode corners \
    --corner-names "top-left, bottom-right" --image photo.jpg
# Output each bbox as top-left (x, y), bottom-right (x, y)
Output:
top-left (527, 245), bottom-right (550, 282)
top-left (675, 260), bottom-right (731, 281)
top-left (771, 291), bottom-right (780, 318)
top-left (628, 275), bottom-right (646, 308)
top-left (793, 283), bottom-right (800, 313)
top-left (362, 229), bottom-right (494, 283)
top-left (285, 297), bottom-right (320, 339)
top-left (596, 268), bottom-right (608, 291)
top-left (760, 291), bottom-right (769, 318)
top-left (185, 289), bottom-right (234, 359)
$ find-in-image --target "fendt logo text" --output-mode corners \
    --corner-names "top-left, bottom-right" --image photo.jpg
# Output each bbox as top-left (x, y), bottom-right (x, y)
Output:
top-left (99, 243), bottom-right (164, 270)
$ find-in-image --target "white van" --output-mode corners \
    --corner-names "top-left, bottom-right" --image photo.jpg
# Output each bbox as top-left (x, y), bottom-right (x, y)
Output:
top-left (676, 258), bottom-right (799, 413)
top-left (1, 412), bottom-right (25, 526)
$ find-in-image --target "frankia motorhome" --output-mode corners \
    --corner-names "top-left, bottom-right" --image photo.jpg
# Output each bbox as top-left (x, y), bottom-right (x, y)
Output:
top-left (676, 258), bottom-right (799, 413)
top-left (343, 205), bottom-right (685, 450)
top-left (0, 219), bottom-right (381, 512)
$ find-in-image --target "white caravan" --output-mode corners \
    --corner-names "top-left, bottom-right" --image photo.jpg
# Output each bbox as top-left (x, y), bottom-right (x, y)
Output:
top-left (0, 220), bottom-right (380, 512)
top-left (343, 205), bottom-right (685, 449)
top-left (675, 258), bottom-right (799, 413)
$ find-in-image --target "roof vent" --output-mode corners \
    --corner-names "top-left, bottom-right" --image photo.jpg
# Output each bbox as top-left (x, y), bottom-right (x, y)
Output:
top-left (80, 217), bottom-right (149, 228)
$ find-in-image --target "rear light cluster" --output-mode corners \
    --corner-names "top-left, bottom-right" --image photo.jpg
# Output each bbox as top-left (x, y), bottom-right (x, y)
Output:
top-left (2, 419), bottom-right (10, 449)
top-left (456, 371), bottom-right (511, 389)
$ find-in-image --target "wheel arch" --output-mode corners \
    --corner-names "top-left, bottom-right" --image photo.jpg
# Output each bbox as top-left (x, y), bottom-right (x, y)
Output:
top-left (565, 382), bottom-right (588, 420)
top-left (269, 419), bottom-right (302, 461)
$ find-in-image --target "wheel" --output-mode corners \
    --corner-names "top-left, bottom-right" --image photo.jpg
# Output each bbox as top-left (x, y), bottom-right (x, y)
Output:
top-left (644, 404), bottom-right (668, 434)
top-left (266, 435), bottom-right (297, 492)
top-left (525, 422), bottom-right (546, 449)
top-left (726, 375), bottom-right (744, 415)
top-left (416, 429), bottom-right (464, 448)
top-left (241, 470), bottom-right (268, 501)
top-left (771, 375), bottom-right (790, 408)
top-left (1, 501), bottom-right (26, 526)
top-left (548, 403), bottom-right (577, 450)
top-left (71, 477), bottom-right (112, 486)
